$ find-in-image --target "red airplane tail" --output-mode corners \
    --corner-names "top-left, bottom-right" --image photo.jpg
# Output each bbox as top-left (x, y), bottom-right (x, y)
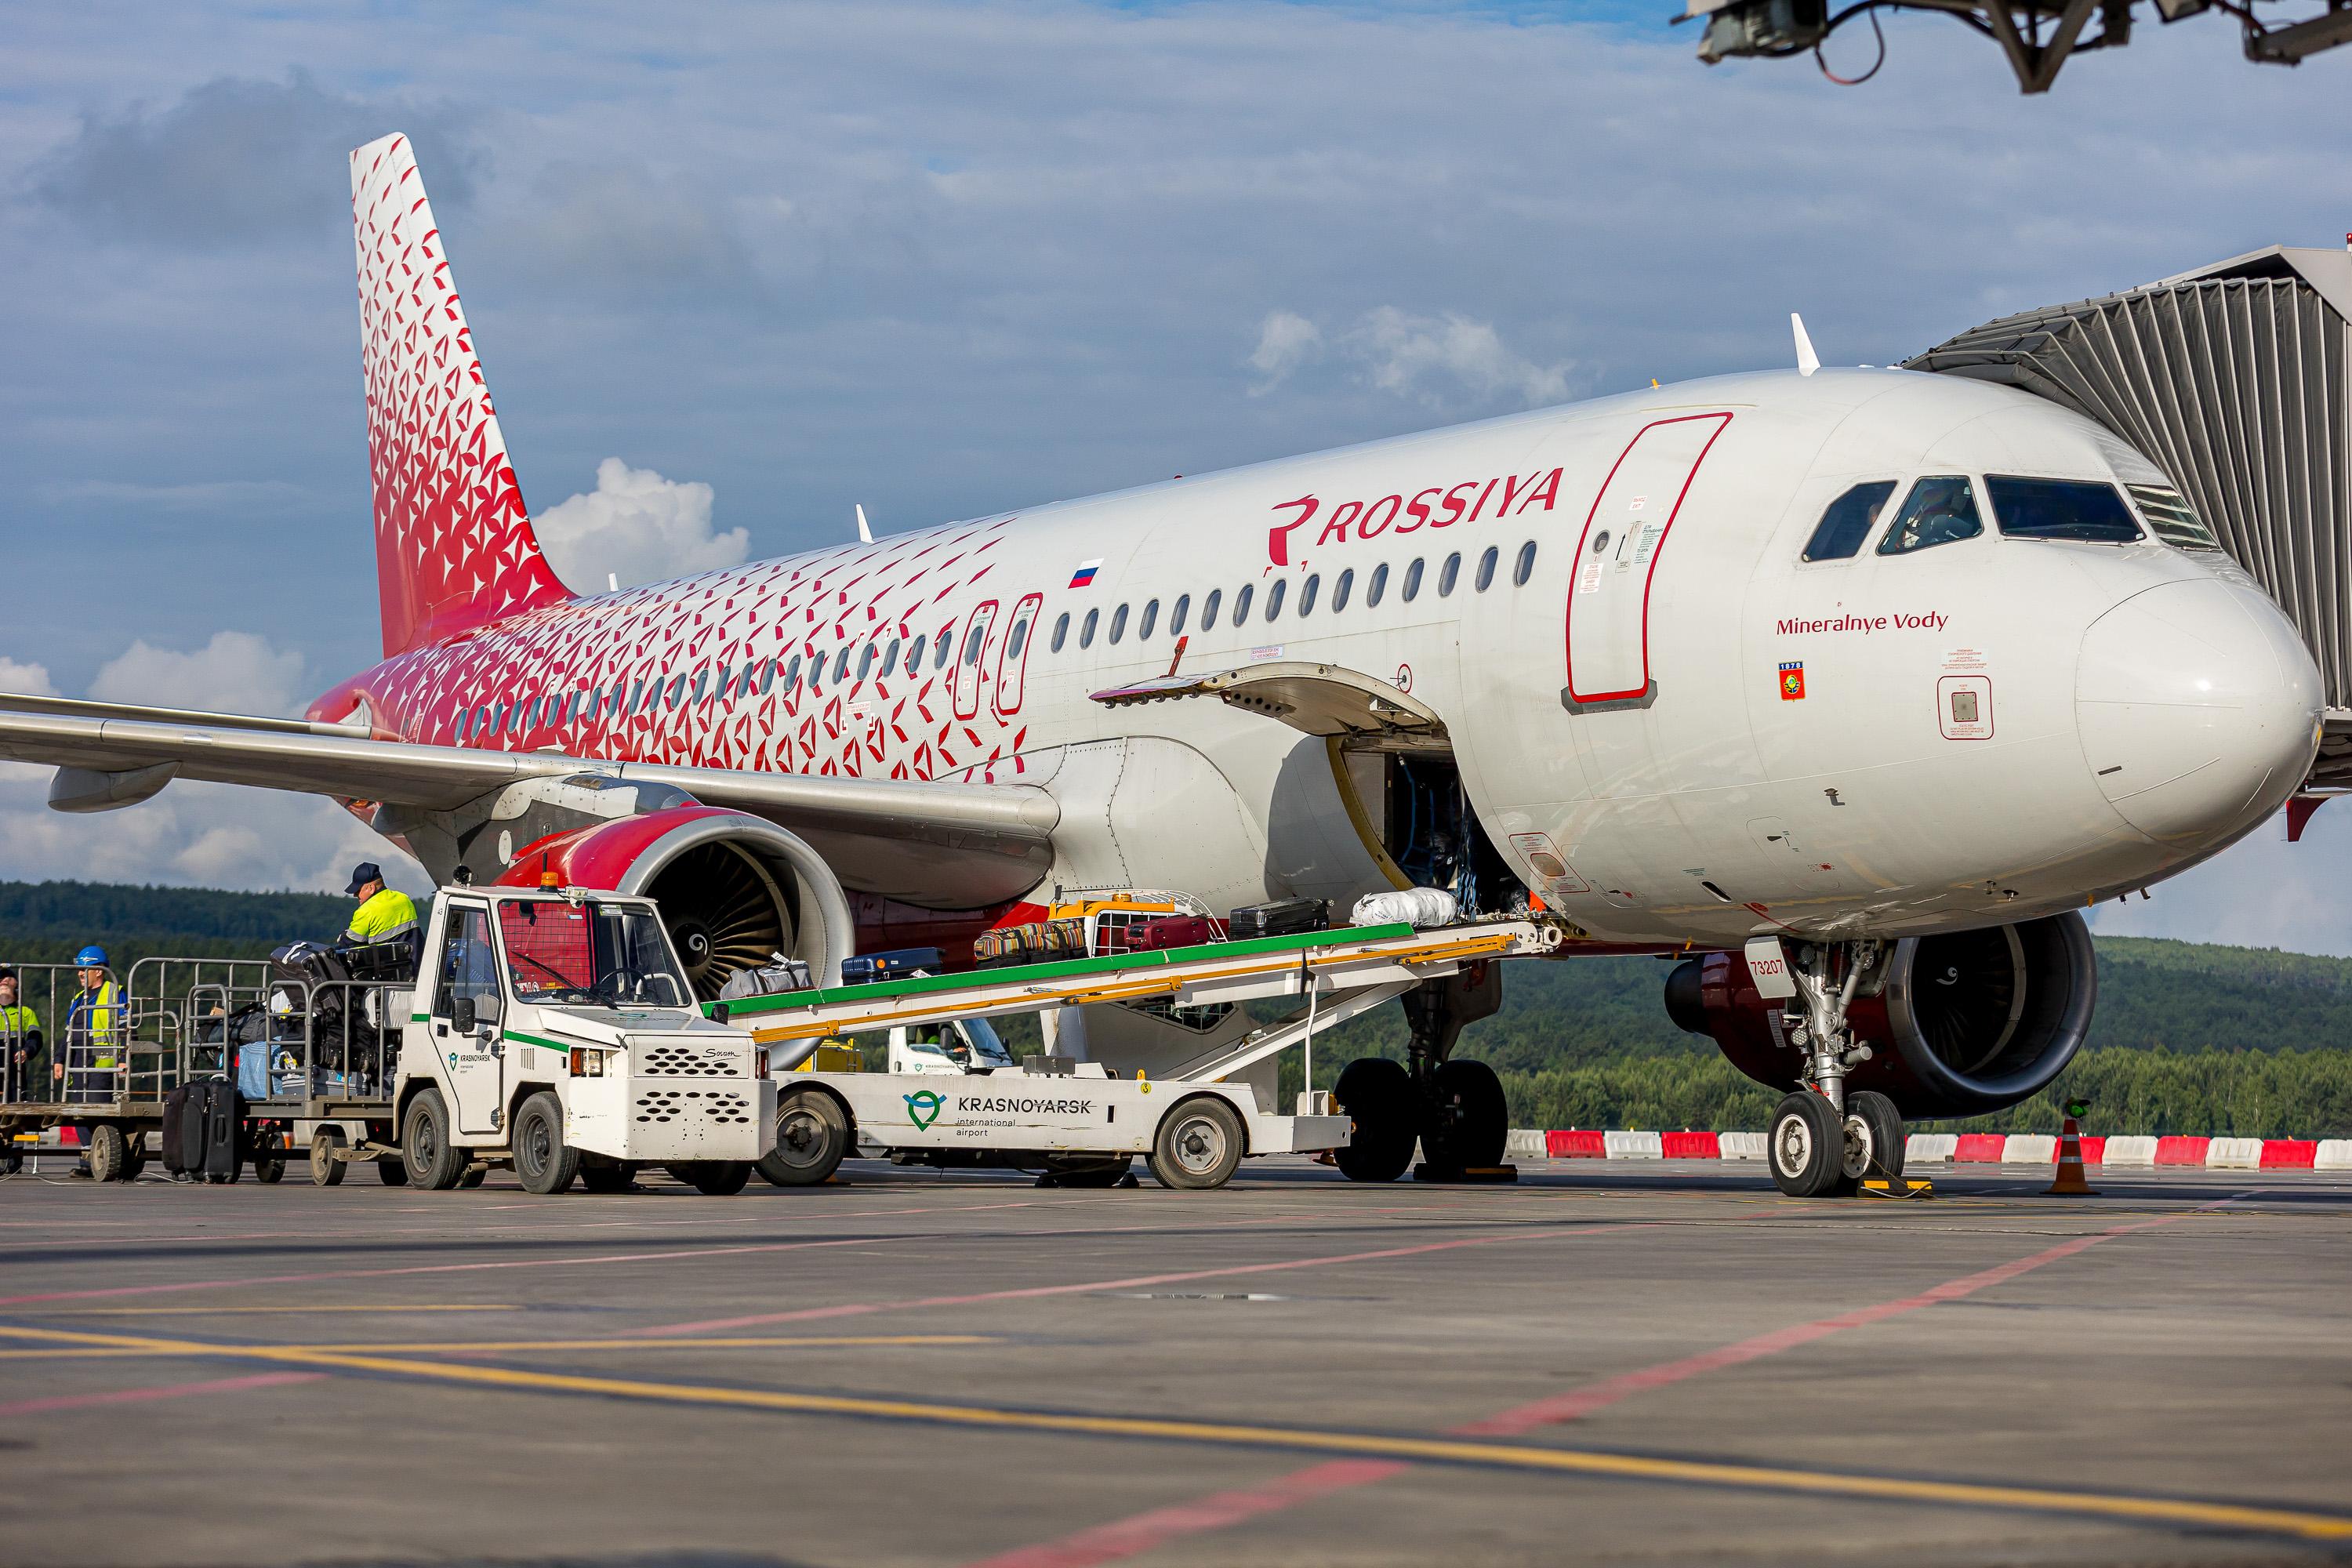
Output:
top-left (350, 132), bottom-right (572, 659)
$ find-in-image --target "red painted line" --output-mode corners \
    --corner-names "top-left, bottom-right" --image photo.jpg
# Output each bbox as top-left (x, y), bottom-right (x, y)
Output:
top-left (631, 1221), bottom-right (1656, 1338)
top-left (0, 1370), bottom-right (323, 1418)
top-left (963, 1211), bottom-right (2202, 1568)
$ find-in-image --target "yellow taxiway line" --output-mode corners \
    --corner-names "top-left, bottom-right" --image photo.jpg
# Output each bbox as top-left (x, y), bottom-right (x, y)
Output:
top-left (0, 1322), bottom-right (2344, 1541)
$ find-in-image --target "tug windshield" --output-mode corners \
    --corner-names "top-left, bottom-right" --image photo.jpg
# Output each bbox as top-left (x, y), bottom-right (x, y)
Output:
top-left (497, 899), bottom-right (690, 1009)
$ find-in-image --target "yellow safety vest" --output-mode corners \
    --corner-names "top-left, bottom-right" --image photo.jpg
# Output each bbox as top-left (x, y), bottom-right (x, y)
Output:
top-left (0, 1003), bottom-right (37, 1040)
top-left (67, 982), bottom-right (119, 1070)
top-left (344, 887), bottom-right (420, 946)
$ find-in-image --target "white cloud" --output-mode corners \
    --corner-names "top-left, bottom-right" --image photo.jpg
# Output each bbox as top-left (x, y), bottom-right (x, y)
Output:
top-left (89, 630), bottom-right (306, 717)
top-left (532, 458), bottom-right (751, 591)
top-left (1247, 310), bottom-right (1323, 393)
top-left (0, 659), bottom-right (60, 698)
top-left (1344, 307), bottom-right (1575, 409)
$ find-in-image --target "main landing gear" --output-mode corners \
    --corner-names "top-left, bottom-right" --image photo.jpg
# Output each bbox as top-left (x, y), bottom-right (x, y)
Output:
top-left (1766, 940), bottom-right (1907, 1198)
top-left (1333, 963), bottom-right (1508, 1183)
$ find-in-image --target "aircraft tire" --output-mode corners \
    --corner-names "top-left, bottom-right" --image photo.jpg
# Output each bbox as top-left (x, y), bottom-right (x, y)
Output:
top-left (1333, 1057), bottom-right (1416, 1183)
top-left (1843, 1090), bottom-right (1904, 1189)
top-left (1427, 1058), bottom-right (1508, 1173)
top-left (1769, 1091), bottom-right (1846, 1198)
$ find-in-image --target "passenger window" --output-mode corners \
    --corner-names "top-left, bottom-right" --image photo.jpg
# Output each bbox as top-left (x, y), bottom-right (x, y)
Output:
top-left (1265, 579), bottom-right (1287, 621)
top-left (1138, 600), bottom-right (1158, 640)
top-left (758, 660), bottom-right (775, 696)
top-left (1367, 563), bottom-right (1388, 607)
top-left (1109, 604), bottom-right (1129, 644)
top-left (1171, 594), bottom-right (1190, 636)
top-left (962, 624), bottom-right (986, 665)
top-left (1202, 589), bottom-right (1222, 630)
top-left (1334, 568), bottom-right (1354, 612)
top-left (1402, 559), bottom-right (1425, 601)
top-left (1080, 608), bottom-right (1099, 648)
top-left (1438, 552), bottom-right (1461, 596)
top-left (694, 670), bottom-right (712, 703)
top-left (881, 640), bottom-right (901, 677)
top-left (667, 675), bottom-right (688, 708)
top-left (1804, 481), bottom-right (1900, 562)
top-left (2127, 484), bottom-right (2221, 550)
top-left (1987, 475), bottom-right (2143, 544)
top-left (935, 627), bottom-right (953, 670)
top-left (857, 645), bottom-right (875, 681)
top-left (1514, 540), bottom-right (1537, 586)
top-left (1475, 546), bottom-right (1497, 592)
top-left (1878, 477), bottom-right (1984, 556)
top-left (785, 654), bottom-right (802, 688)
top-left (1232, 584), bottom-right (1254, 624)
top-left (1050, 613), bottom-right (1069, 652)
top-left (1299, 574), bottom-right (1319, 616)
top-left (1006, 617), bottom-right (1029, 659)
top-left (456, 710), bottom-right (472, 742)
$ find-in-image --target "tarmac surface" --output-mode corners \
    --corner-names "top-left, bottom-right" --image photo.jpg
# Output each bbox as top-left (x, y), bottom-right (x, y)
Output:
top-left (1, 1156), bottom-right (2348, 1568)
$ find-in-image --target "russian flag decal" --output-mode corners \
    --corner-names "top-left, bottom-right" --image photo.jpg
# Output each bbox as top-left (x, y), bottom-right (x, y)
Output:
top-left (1069, 558), bottom-right (1103, 588)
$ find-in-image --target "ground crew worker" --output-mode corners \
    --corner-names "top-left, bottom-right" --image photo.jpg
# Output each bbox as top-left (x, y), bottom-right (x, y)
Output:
top-left (337, 861), bottom-right (421, 973)
top-left (0, 967), bottom-right (42, 1103)
top-left (56, 948), bottom-right (121, 1104)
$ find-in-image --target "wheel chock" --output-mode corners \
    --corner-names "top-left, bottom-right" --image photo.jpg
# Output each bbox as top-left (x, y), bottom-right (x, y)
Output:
top-left (1860, 1177), bottom-right (1935, 1200)
top-left (1413, 1163), bottom-right (1519, 1183)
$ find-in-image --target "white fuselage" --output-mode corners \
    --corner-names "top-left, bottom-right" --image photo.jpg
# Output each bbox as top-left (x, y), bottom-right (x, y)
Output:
top-left (334, 368), bottom-right (2322, 946)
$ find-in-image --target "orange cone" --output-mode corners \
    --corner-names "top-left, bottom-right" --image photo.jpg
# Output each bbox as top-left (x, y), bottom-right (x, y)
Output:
top-left (2045, 1112), bottom-right (2097, 1196)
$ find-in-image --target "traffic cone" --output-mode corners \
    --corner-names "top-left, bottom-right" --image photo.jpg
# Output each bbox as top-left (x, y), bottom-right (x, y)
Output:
top-left (2045, 1113), bottom-right (2097, 1196)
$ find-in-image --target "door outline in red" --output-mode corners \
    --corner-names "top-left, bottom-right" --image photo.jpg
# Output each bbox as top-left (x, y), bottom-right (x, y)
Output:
top-left (993, 593), bottom-right (1044, 717)
top-left (953, 599), bottom-right (1000, 720)
top-left (1563, 412), bottom-right (1733, 709)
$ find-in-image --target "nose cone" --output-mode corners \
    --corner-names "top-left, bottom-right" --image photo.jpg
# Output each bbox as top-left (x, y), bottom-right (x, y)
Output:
top-left (2077, 579), bottom-right (2321, 845)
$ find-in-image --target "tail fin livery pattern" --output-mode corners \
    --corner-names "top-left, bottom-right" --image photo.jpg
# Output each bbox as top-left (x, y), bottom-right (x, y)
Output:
top-left (352, 132), bottom-right (571, 658)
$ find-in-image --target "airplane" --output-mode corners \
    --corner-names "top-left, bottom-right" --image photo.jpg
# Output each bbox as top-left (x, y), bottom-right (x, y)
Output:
top-left (0, 133), bottom-right (2321, 1196)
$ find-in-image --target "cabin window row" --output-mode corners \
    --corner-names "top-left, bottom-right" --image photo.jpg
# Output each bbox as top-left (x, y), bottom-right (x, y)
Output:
top-left (1044, 539), bottom-right (1538, 654)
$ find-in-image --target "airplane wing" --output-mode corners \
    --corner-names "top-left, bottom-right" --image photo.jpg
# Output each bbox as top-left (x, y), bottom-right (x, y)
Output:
top-left (0, 694), bottom-right (1059, 899)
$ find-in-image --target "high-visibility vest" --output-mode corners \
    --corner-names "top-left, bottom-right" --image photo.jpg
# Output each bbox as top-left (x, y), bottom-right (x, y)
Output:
top-left (0, 1003), bottom-right (38, 1045)
top-left (343, 887), bottom-right (420, 946)
top-left (66, 982), bottom-right (119, 1070)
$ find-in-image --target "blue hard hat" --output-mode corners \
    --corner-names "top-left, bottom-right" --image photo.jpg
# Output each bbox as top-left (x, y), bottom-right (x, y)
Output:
top-left (74, 945), bottom-right (107, 967)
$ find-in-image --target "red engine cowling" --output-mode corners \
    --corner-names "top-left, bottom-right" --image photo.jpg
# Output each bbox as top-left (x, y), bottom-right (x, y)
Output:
top-left (1663, 913), bottom-right (2098, 1120)
top-left (499, 806), bottom-right (856, 1001)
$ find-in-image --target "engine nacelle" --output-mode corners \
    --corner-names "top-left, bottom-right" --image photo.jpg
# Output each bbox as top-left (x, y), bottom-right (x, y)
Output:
top-left (1664, 913), bottom-right (2098, 1120)
top-left (500, 805), bottom-right (855, 1000)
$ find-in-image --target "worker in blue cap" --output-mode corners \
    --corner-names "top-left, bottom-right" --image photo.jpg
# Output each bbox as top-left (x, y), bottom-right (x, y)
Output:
top-left (59, 946), bottom-right (120, 1176)
top-left (338, 862), bottom-right (421, 970)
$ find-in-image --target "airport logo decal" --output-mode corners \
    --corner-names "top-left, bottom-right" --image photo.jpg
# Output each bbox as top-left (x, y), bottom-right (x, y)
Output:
top-left (905, 1089), bottom-right (946, 1131)
top-left (1779, 662), bottom-right (1806, 701)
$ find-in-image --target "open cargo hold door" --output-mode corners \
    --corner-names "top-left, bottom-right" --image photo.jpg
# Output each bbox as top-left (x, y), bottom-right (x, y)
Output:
top-left (1091, 660), bottom-right (1513, 910)
top-left (1091, 660), bottom-right (1450, 752)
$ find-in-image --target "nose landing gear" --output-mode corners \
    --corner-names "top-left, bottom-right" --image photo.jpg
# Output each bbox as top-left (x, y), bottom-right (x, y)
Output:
top-left (1768, 941), bottom-right (1907, 1198)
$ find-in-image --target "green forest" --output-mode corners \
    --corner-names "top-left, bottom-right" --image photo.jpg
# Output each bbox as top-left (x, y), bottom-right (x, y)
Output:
top-left (4, 878), bottom-right (2348, 1134)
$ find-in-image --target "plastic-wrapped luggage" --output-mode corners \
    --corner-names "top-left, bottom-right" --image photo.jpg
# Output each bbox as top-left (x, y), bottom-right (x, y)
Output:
top-left (1348, 888), bottom-right (1459, 929)
top-left (719, 955), bottom-right (815, 1000)
top-left (1225, 897), bottom-right (1329, 939)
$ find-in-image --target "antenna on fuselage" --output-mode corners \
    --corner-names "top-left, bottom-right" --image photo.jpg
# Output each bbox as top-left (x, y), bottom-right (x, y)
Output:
top-left (1791, 313), bottom-right (1820, 377)
top-left (855, 504), bottom-right (873, 543)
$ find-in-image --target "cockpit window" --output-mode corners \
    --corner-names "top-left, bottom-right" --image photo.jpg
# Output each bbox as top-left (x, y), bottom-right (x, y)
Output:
top-left (1802, 481), bottom-right (1898, 562)
top-left (1986, 476), bottom-right (2142, 544)
top-left (2125, 484), bottom-right (2222, 551)
top-left (1877, 476), bottom-right (1983, 556)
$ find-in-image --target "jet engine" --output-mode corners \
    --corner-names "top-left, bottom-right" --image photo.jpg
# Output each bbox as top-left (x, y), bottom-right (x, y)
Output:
top-left (1663, 913), bottom-right (2097, 1119)
top-left (496, 804), bottom-right (855, 1000)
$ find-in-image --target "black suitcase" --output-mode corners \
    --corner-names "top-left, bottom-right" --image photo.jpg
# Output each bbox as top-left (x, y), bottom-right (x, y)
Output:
top-left (191, 1079), bottom-right (244, 1183)
top-left (162, 1083), bottom-right (200, 1176)
top-left (1226, 897), bottom-right (1329, 939)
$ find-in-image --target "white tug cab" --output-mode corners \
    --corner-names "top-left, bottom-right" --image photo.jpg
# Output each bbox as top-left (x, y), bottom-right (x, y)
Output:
top-left (378, 882), bottom-right (775, 1195)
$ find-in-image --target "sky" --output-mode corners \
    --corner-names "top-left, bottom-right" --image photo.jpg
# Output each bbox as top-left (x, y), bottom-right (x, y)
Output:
top-left (2, 0), bottom-right (2350, 946)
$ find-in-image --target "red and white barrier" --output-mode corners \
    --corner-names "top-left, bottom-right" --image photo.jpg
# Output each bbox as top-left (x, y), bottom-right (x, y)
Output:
top-left (1508, 1129), bottom-right (2352, 1168)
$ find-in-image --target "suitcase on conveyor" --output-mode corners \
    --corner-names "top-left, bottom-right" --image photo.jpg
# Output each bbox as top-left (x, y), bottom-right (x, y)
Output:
top-left (1225, 898), bottom-right (1329, 940)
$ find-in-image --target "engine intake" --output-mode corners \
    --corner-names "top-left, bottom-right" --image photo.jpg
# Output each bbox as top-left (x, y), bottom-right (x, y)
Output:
top-left (499, 805), bottom-right (855, 1000)
top-left (1664, 913), bottom-right (2097, 1119)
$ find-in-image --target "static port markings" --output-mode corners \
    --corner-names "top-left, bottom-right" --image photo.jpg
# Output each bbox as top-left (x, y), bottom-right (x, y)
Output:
top-left (0, 1322), bottom-right (2344, 1543)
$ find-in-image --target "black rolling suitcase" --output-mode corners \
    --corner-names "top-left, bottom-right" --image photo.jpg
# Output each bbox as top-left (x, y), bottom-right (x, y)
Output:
top-left (1226, 897), bottom-right (1329, 939)
top-left (162, 1083), bottom-right (201, 1178)
top-left (176, 1079), bottom-right (245, 1183)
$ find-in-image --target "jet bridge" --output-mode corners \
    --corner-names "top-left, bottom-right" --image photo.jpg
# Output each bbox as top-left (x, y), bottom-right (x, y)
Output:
top-left (1908, 244), bottom-right (2352, 790)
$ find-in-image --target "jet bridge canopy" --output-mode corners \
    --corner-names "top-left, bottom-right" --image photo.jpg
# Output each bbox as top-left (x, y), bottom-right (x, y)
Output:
top-left (1908, 245), bottom-right (2352, 786)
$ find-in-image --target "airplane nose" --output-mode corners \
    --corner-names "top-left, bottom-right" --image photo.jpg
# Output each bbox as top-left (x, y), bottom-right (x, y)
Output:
top-left (2076, 578), bottom-right (2321, 846)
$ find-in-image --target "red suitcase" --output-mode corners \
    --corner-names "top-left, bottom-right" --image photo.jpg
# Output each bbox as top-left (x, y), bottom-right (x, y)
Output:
top-left (1131, 915), bottom-right (1219, 952)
